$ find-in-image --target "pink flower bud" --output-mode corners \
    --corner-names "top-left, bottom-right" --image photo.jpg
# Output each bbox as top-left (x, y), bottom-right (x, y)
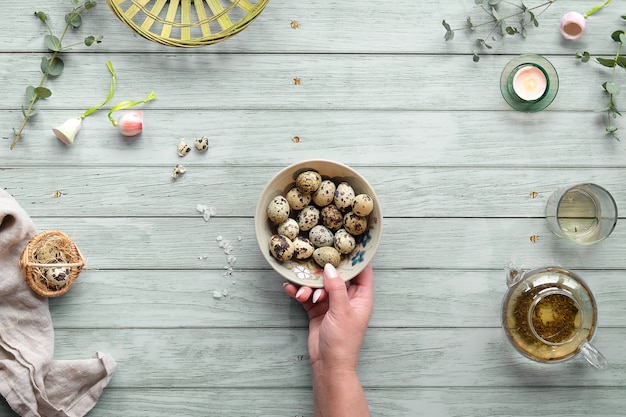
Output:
top-left (52, 118), bottom-right (82, 145)
top-left (117, 110), bottom-right (143, 137)
top-left (560, 11), bottom-right (586, 41)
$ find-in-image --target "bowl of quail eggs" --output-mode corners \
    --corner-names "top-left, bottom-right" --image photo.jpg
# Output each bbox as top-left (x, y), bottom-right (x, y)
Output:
top-left (254, 160), bottom-right (382, 288)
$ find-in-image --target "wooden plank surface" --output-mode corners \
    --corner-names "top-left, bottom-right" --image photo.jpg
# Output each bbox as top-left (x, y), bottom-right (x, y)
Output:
top-left (2, 0), bottom-right (626, 416)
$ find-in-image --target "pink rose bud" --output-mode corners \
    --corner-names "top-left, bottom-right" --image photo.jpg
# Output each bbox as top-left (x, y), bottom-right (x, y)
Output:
top-left (117, 110), bottom-right (143, 137)
top-left (560, 11), bottom-right (586, 41)
top-left (52, 118), bottom-right (82, 145)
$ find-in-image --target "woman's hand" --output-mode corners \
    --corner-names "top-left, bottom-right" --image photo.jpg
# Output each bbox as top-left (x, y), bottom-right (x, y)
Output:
top-left (283, 263), bottom-right (373, 417)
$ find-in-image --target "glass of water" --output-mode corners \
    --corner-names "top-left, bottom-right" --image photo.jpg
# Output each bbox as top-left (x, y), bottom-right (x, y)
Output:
top-left (545, 183), bottom-right (618, 245)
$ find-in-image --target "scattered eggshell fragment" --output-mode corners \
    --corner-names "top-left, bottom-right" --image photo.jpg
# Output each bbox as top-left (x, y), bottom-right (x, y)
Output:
top-left (195, 136), bottom-right (209, 151)
top-left (172, 164), bottom-right (186, 180)
top-left (177, 138), bottom-right (191, 156)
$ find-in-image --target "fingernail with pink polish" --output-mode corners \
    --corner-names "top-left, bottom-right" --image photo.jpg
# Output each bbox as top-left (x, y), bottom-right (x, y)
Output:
top-left (312, 289), bottom-right (322, 303)
top-left (324, 263), bottom-right (339, 279)
top-left (296, 287), bottom-right (306, 298)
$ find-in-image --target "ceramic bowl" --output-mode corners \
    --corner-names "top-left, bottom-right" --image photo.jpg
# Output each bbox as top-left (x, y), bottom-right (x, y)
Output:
top-left (254, 160), bottom-right (382, 288)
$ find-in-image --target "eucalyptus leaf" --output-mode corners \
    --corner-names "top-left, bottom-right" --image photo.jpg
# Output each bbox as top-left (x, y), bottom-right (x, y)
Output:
top-left (621, 33), bottom-right (626, 44)
top-left (25, 86), bottom-right (36, 101)
top-left (616, 56), bottom-right (626, 69)
top-left (35, 11), bottom-right (48, 23)
top-left (85, 0), bottom-right (97, 9)
top-left (605, 82), bottom-right (620, 95)
top-left (606, 125), bottom-right (618, 133)
top-left (597, 57), bottom-right (616, 68)
top-left (475, 0), bottom-right (484, 4)
top-left (491, 7), bottom-right (501, 21)
top-left (466, 16), bottom-right (474, 30)
top-left (442, 20), bottom-right (454, 41)
top-left (65, 12), bottom-right (82, 28)
top-left (44, 35), bottom-right (62, 52)
top-left (576, 51), bottom-right (591, 62)
top-left (33, 87), bottom-right (52, 99)
top-left (21, 106), bottom-right (38, 118)
top-left (488, 0), bottom-right (501, 5)
top-left (505, 26), bottom-right (517, 35)
top-left (473, 53), bottom-right (480, 62)
top-left (40, 57), bottom-right (64, 76)
top-left (84, 35), bottom-right (103, 46)
top-left (611, 30), bottom-right (625, 42)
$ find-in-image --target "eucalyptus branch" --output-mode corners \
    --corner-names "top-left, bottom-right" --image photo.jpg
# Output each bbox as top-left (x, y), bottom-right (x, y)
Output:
top-left (442, 0), bottom-right (557, 62)
top-left (576, 25), bottom-right (626, 141)
top-left (10, 0), bottom-right (102, 150)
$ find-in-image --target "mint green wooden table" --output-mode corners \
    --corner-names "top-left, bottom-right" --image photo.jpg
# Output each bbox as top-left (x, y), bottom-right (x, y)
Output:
top-left (2, 1), bottom-right (626, 415)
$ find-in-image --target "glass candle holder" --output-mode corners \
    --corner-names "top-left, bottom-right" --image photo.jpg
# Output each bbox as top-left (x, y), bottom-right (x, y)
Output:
top-left (500, 54), bottom-right (559, 112)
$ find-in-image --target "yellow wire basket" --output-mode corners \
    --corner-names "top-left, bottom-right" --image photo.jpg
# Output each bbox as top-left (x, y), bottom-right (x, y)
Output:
top-left (106, 0), bottom-right (269, 47)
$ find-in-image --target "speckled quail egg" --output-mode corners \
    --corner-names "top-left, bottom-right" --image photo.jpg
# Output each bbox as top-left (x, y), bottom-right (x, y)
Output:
top-left (177, 138), bottom-right (192, 156)
top-left (296, 205), bottom-right (320, 231)
top-left (343, 212), bottom-right (368, 235)
top-left (313, 246), bottom-right (341, 268)
top-left (334, 181), bottom-right (356, 212)
top-left (285, 187), bottom-right (311, 211)
top-left (320, 204), bottom-right (344, 231)
top-left (293, 236), bottom-right (315, 260)
top-left (295, 170), bottom-right (322, 193)
top-left (277, 218), bottom-right (299, 240)
top-left (334, 229), bottom-right (356, 254)
top-left (312, 180), bottom-right (336, 207)
top-left (195, 136), bottom-right (209, 151)
top-left (269, 234), bottom-right (295, 262)
top-left (308, 225), bottom-right (334, 248)
top-left (267, 195), bottom-right (291, 224)
top-left (44, 267), bottom-right (70, 288)
top-left (352, 194), bottom-right (374, 217)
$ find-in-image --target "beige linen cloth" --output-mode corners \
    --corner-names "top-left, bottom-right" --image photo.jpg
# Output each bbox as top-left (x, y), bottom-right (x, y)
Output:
top-left (0, 189), bottom-right (116, 417)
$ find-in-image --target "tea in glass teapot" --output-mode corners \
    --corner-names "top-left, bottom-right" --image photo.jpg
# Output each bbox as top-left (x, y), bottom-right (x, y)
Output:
top-left (502, 263), bottom-right (606, 369)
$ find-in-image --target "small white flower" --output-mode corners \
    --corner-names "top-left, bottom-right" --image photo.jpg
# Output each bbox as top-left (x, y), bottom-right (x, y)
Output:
top-left (292, 265), bottom-right (313, 281)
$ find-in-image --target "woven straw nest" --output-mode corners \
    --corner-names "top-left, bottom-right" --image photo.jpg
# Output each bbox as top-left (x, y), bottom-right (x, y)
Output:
top-left (20, 230), bottom-right (85, 297)
top-left (106, 0), bottom-right (269, 47)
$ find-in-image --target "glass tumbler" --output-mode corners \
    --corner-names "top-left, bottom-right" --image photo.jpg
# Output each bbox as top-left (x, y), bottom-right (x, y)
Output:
top-left (545, 183), bottom-right (618, 245)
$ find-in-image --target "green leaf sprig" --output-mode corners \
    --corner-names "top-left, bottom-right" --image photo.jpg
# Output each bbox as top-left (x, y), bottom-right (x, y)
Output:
top-left (442, 0), bottom-right (557, 62)
top-left (11, 0), bottom-right (103, 150)
top-left (576, 23), bottom-right (626, 141)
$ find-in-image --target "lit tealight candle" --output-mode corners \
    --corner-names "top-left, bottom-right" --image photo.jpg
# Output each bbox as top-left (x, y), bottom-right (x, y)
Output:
top-left (512, 65), bottom-right (547, 101)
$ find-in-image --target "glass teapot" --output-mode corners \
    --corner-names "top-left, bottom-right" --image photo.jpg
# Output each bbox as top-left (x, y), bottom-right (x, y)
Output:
top-left (502, 263), bottom-right (607, 369)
